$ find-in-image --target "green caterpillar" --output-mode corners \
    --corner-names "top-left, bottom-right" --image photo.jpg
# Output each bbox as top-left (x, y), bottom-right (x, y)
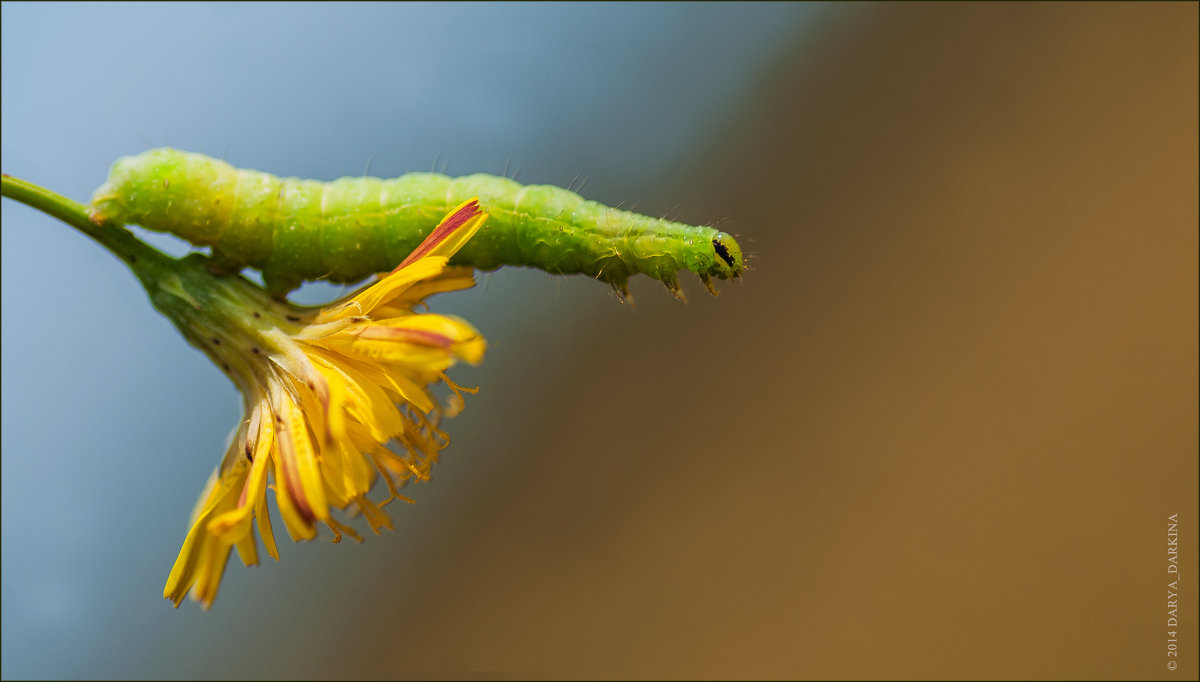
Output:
top-left (88, 148), bottom-right (743, 300)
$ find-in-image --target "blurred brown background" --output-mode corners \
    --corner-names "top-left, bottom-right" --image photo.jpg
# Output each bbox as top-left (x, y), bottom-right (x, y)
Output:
top-left (306, 3), bottom-right (1197, 679)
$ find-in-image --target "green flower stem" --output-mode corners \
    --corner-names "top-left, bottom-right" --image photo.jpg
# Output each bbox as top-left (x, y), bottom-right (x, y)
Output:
top-left (2, 172), bottom-right (300, 390)
top-left (1, 173), bottom-right (176, 279)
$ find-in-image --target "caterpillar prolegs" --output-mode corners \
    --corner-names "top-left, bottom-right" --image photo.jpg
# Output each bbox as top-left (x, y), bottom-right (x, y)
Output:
top-left (88, 148), bottom-right (744, 300)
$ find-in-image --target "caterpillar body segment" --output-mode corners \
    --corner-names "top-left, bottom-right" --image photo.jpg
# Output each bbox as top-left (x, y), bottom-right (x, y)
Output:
top-left (89, 148), bottom-right (744, 298)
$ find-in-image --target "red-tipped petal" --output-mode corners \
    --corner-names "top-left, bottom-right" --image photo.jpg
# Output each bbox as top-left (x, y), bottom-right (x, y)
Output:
top-left (393, 198), bottom-right (484, 272)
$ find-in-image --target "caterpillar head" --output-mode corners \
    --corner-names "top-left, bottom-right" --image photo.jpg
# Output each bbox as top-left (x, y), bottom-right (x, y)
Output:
top-left (708, 232), bottom-right (744, 280)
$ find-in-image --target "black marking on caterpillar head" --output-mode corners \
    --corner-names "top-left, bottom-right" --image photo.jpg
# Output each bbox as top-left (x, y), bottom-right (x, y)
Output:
top-left (713, 238), bottom-right (735, 268)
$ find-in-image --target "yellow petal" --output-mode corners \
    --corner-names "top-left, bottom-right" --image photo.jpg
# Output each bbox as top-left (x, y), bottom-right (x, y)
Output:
top-left (191, 535), bottom-right (234, 610)
top-left (314, 257), bottom-right (448, 323)
top-left (320, 437), bottom-right (375, 506)
top-left (207, 413), bottom-right (274, 545)
top-left (322, 315), bottom-right (482, 372)
top-left (164, 458), bottom-right (249, 606)
top-left (368, 313), bottom-right (483, 345)
top-left (313, 200), bottom-right (486, 324)
top-left (307, 352), bottom-right (411, 440)
top-left (312, 348), bottom-right (437, 415)
top-left (184, 466), bottom-right (221, 529)
top-left (233, 531), bottom-right (258, 568)
top-left (310, 357), bottom-right (348, 445)
top-left (255, 488), bottom-right (279, 561)
top-left (452, 335), bottom-right (486, 366)
top-left (394, 199), bottom-right (488, 267)
top-left (374, 266), bottom-right (478, 316)
top-left (270, 393), bottom-right (323, 541)
top-left (272, 443), bottom-right (318, 542)
top-left (283, 394), bottom-right (329, 522)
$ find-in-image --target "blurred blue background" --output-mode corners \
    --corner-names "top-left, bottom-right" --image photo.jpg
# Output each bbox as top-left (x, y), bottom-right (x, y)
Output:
top-left (2, 2), bottom-right (827, 678)
top-left (3, 2), bottom-right (1197, 679)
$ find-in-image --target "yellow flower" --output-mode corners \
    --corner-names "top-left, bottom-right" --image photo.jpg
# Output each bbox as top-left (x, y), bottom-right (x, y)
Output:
top-left (158, 199), bottom-right (488, 608)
